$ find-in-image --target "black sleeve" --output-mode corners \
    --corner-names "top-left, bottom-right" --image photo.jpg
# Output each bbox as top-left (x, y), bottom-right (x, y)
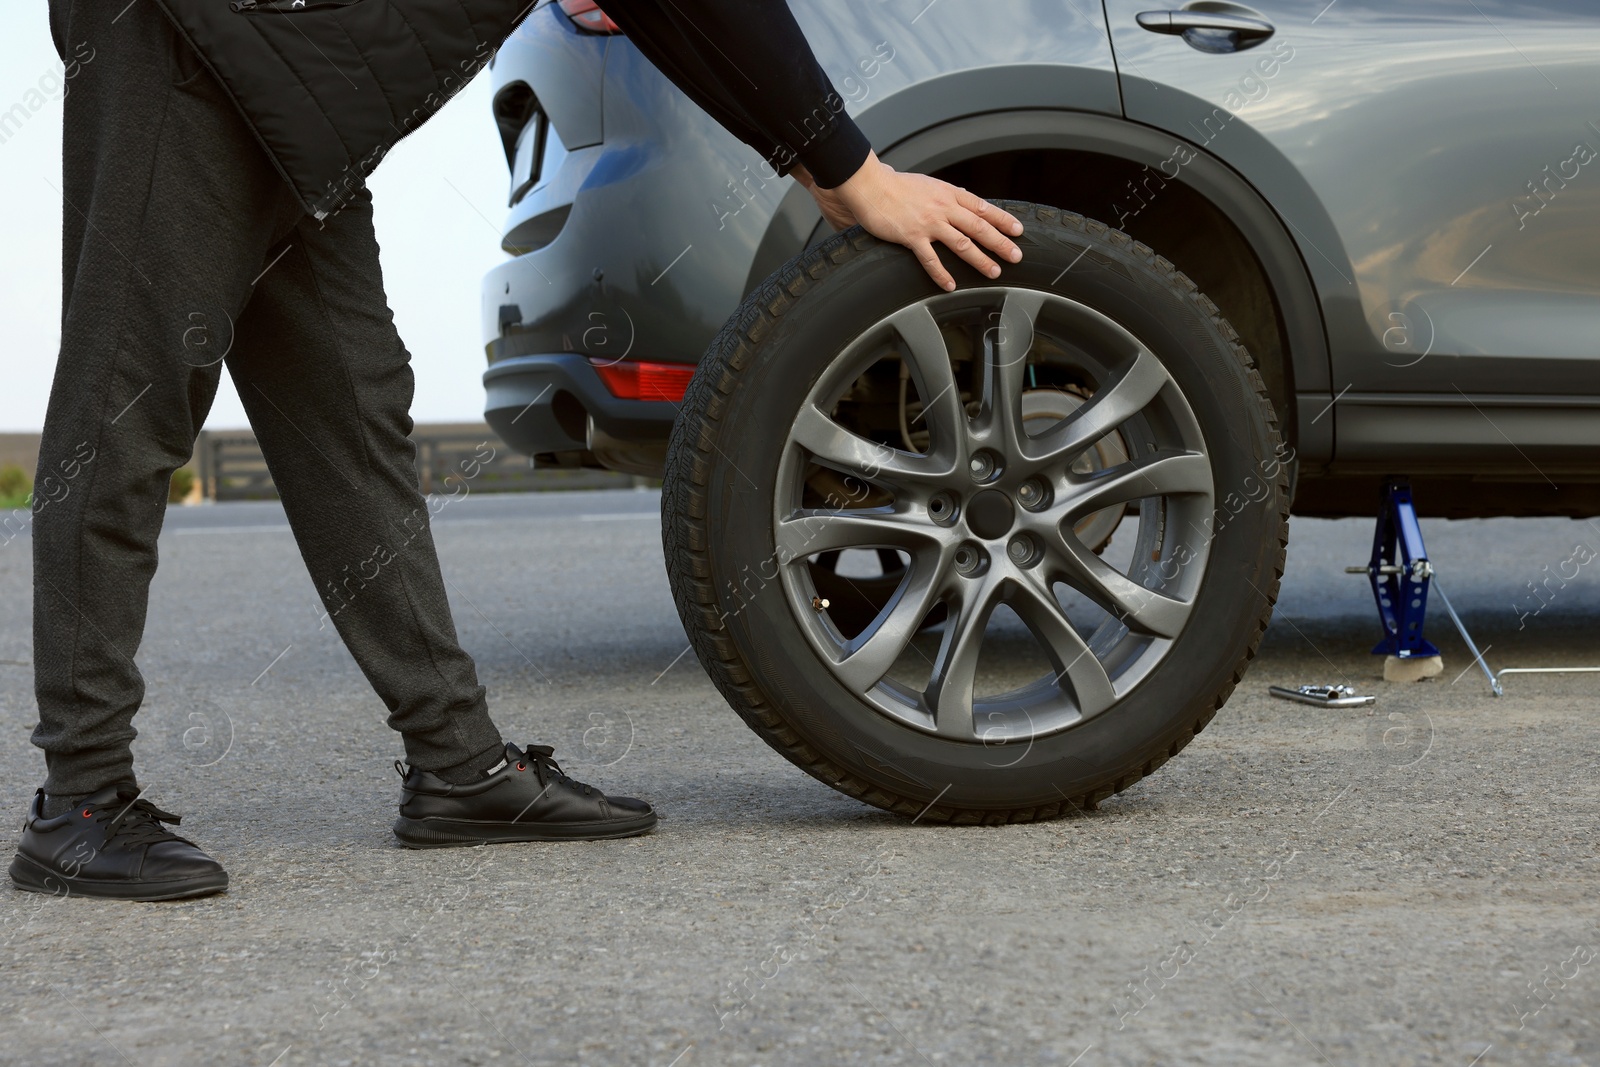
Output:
top-left (48, 0), bottom-right (68, 63)
top-left (596, 0), bottom-right (873, 188)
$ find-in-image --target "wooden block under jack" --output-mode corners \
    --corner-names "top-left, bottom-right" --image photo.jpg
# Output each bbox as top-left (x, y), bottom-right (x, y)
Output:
top-left (1384, 654), bottom-right (1443, 682)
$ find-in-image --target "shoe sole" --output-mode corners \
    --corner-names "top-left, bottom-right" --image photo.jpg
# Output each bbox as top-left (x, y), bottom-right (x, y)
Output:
top-left (8, 853), bottom-right (229, 902)
top-left (392, 812), bottom-right (657, 848)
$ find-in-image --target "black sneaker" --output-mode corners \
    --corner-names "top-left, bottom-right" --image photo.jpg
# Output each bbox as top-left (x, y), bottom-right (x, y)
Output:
top-left (9, 786), bottom-right (228, 901)
top-left (394, 742), bottom-right (657, 847)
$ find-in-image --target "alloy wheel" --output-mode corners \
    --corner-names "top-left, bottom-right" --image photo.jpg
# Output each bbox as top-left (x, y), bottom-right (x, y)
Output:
top-left (773, 287), bottom-right (1216, 744)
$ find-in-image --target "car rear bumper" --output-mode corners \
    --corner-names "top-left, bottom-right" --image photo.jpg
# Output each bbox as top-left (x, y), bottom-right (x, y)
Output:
top-left (481, 9), bottom-right (799, 465)
top-left (482, 352), bottom-right (677, 461)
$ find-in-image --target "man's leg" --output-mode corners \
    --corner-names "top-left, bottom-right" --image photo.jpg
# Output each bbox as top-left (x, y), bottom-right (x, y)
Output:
top-left (28, 0), bottom-right (651, 858)
top-left (31, 0), bottom-right (300, 799)
top-left (13, 0), bottom-right (300, 900)
top-left (223, 191), bottom-right (656, 845)
top-left (222, 190), bottom-right (503, 778)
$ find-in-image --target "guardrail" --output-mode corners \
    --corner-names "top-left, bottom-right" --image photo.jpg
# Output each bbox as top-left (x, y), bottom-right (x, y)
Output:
top-left (195, 425), bottom-right (635, 501)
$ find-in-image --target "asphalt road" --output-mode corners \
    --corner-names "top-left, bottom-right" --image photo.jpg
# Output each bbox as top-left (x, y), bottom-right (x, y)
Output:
top-left (1, 490), bottom-right (1596, 1067)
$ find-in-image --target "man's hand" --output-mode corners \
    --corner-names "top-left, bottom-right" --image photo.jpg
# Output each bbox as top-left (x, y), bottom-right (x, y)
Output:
top-left (793, 153), bottom-right (1024, 292)
top-left (793, 164), bottom-right (858, 233)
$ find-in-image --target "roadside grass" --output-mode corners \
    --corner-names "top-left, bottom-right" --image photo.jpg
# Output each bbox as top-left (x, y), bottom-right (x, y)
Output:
top-left (0, 465), bottom-right (29, 510)
top-left (0, 464), bottom-right (196, 508)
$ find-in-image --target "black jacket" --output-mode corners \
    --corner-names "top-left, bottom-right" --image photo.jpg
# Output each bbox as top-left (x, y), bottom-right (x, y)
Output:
top-left (151, 0), bottom-right (871, 221)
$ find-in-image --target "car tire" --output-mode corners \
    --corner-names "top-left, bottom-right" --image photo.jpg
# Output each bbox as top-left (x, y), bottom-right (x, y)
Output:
top-left (662, 202), bottom-right (1290, 823)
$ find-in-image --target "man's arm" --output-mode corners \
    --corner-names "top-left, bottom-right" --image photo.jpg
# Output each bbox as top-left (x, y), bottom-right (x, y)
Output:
top-left (597, 0), bottom-right (870, 188)
top-left (589, 0), bottom-right (1023, 290)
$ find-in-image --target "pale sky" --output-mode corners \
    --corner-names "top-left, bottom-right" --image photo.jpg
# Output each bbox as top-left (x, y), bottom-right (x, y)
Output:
top-left (0, 3), bottom-right (514, 432)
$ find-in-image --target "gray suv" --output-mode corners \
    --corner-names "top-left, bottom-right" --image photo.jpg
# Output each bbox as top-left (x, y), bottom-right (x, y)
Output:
top-left (480, 1), bottom-right (1600, 820)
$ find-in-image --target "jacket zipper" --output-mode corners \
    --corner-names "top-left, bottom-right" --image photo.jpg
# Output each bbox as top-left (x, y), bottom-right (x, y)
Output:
top-left (231, 0), bottom-right (365, 12)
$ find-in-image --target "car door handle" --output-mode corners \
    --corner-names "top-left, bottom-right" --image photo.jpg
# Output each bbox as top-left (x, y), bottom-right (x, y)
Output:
top-left (1136, 10), bottom-right (1275, 39)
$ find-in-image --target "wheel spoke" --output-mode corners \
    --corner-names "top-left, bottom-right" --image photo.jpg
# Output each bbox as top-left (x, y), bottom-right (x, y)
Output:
top-left (774, 507), bottom-right (943, 565)
top-left (979, 289), bottom-right (1044, 453)
top-left (792, 403), bottom-right (943, 484)
top-left (925, 573), bottom-right (1002, 738)
top-left (1050, 534), bottom-right (1192, 639)
top-left (1006, 575), bottom-right (1117, 717)
top-left (1025, 348), bottom-right (1169, 467)
top-left (888, 304), bottom-right (965, 457)
top-left (833, 549), bottom-right (949, 691)
top-left (1060, 450), bottom-right (1211, 519)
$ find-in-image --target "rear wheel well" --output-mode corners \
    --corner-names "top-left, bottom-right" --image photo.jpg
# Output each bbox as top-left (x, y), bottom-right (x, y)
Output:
top-left (930, 148), bottom-right (1295, 446)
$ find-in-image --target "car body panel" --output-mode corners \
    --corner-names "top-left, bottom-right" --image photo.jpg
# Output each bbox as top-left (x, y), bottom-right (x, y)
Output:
top-left (1102, 0), bottom-right (1600, 469)
top-left (496, 8), bottom-right (607, 152)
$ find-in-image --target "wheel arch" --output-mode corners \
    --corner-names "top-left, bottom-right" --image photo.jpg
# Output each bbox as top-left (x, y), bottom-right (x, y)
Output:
top-left (748, 107), bottom-right (1336, 464)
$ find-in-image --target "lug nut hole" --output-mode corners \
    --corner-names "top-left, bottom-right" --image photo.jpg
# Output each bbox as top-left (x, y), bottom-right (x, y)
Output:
top-left (1016, 479), bottom-right (1050, 510)
top-left (954, 543), bottom-right (985, 577)
top-left (1007, 534), bottom-right (1040, 566)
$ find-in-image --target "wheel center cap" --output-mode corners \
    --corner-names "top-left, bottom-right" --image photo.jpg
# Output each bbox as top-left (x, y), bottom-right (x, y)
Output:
top-left (966, 489), bottom-right (1015, 540)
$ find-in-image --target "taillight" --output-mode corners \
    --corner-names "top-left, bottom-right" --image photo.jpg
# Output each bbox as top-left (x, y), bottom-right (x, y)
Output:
top-left (590, 359), bottom-right (695, 402)
top-left (557, 0), bottom-right (622, 34)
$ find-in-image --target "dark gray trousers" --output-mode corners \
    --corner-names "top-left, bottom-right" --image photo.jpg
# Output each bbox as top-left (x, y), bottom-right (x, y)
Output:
top-left (33, 0), bottom-right (503, 794)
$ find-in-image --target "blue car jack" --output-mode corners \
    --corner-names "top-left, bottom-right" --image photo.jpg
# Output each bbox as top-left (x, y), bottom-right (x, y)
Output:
top-left (1345, 480), bottom-right (1441, 670)
top-left (1344, 478), bottom-right (1600, 696)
